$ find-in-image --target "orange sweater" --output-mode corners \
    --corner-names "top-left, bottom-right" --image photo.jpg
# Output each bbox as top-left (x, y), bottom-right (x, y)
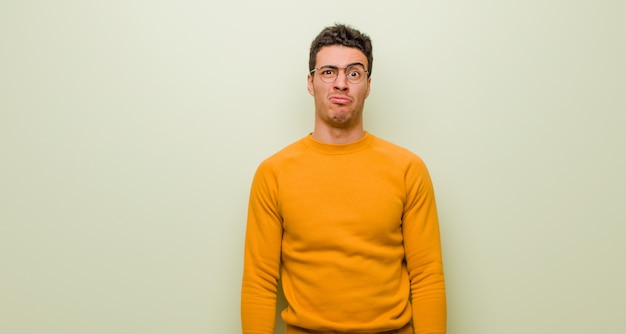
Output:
top-left (241, 133), bottom-right (446, 334)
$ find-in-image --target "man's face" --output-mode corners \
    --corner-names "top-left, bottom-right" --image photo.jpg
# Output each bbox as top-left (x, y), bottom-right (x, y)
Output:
top-left (307, 45), bottom-right (371, 129)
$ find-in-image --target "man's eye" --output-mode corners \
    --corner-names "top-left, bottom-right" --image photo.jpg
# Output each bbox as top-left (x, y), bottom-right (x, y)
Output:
top-left (322, 69), bottom-right (336, 75)
top-left (348, 70), bottom-right (361, 77)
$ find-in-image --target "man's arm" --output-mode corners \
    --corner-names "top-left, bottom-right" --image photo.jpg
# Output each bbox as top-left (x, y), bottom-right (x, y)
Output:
top-left (241, 163), bottom-right (283, 334)
top-left (402, 158), bottom-right (447, 334)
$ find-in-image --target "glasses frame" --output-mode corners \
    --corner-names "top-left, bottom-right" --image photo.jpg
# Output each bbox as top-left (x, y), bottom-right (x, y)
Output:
top-left (310, 62), bottom-right (369, 84)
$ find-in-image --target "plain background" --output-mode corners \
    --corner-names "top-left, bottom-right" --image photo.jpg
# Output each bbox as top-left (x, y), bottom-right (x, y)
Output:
top-left (1, 1), bottom-right (624, 333)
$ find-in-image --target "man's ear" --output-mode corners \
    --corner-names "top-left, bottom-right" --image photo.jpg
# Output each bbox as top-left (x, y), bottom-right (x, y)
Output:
top-left (307, 74), bottom-right (314, 96)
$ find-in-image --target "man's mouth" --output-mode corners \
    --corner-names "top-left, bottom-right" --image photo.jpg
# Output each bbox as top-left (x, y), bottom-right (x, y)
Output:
top-left (329, 96), bottom-right (351, 104)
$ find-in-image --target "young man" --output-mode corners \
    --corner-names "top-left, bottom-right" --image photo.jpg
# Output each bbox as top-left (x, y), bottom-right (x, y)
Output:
top-left (241, 24), bottom-right (446, 334)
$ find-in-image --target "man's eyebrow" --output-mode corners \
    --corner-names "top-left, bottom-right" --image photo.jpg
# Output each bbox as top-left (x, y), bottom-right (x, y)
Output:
top-left (346, 62), bottom-right (366, 68)
top-left (319, 62), bottom-right (366, 68)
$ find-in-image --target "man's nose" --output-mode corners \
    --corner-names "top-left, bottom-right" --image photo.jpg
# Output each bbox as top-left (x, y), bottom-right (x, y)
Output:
top-left (333, 70), bottom-right (349, 90)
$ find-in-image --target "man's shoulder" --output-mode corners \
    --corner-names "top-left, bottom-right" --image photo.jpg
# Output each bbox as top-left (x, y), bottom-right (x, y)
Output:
top-left (370, 135), bottom-right (425, 163)
top-left (257, 137), bottom-right (307, 170)
top-left (369, 135), bottom-right (434, 182)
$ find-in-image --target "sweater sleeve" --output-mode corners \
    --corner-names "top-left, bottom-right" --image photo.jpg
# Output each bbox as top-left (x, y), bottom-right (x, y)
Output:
top-left (241, 162), bottom-right (283, 334)
top-left (402, 158), bottom-right (447, 334)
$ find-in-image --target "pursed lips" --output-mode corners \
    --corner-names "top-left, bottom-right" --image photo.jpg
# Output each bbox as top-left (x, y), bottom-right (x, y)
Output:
top-left (329, 95), bottom-right (352, 104)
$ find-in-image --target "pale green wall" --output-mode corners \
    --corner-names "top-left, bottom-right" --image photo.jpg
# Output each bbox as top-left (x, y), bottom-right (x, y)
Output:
top-left (1, 1), bottom-right (624, 333)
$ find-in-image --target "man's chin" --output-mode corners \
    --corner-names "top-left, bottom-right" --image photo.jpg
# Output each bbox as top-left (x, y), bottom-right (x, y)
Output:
top-left (326, 115), bottom-right (356, 129)
top-left (317, 108), bottom-right (360, 128)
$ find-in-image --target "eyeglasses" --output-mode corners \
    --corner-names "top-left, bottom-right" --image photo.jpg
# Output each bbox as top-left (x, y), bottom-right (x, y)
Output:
top-left (310, 64), bottom-right (369, 84)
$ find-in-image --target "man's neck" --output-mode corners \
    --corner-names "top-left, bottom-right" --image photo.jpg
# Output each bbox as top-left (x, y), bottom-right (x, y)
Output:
top-left (311, 126), bottom-right (365, 144)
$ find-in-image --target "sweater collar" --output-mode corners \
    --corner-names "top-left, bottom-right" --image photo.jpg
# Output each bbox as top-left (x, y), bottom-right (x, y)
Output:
top-left (301, 131), bottom-right (374, 155)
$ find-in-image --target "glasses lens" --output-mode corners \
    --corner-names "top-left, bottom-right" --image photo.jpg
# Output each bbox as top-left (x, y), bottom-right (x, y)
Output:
top-left (318, 66), bottom-right (338, 83)
top-left (345, 65), bottom-right (366, 83)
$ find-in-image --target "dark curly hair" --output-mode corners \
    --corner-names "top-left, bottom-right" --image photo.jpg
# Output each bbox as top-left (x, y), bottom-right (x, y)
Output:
top-left (309, 23), bottom-right (373, 78)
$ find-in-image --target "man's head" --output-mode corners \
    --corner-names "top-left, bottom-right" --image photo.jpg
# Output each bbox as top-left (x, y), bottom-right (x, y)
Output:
top-left (309, 24), bottom-right (373, 78)
top-left (307, 24), bottom-right (373, 139)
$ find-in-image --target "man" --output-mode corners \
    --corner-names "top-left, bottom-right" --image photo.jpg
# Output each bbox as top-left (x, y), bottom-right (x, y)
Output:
top-left (241, 24), bottom-right (446, 334)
